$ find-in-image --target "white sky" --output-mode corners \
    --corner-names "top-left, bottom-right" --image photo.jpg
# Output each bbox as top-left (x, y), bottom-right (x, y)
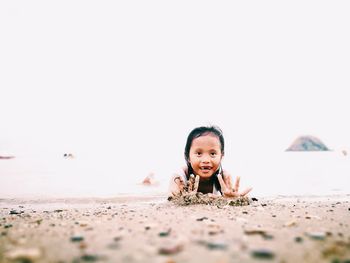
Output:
top-left (1, 1), bottom-right (350, 194)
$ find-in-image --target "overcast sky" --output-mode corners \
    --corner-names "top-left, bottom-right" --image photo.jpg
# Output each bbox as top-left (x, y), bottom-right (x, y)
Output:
top-left (1, 1), bottom-right (350, 192)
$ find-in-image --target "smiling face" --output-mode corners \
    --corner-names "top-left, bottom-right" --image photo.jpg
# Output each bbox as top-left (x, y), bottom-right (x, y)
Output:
top-left (188, 133), bottom-right (223, 179)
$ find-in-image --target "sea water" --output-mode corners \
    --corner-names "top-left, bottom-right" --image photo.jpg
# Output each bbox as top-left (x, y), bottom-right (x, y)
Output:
top-left (0, 151), bottom-right (349, 198)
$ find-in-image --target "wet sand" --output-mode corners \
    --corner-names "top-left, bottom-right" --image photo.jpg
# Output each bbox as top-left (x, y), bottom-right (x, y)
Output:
top-left (0, 195), bottom-right (349, 263)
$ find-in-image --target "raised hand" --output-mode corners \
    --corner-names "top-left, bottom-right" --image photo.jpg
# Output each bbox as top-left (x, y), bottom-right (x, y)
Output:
top-left (170, 175), bottom-right (185, 196)
top-left (170, 174), bottom-right (200, 196)
top-left (170, 171), bottom-right (251, 198)
top-left (217, 172), bottom-right (252, 198)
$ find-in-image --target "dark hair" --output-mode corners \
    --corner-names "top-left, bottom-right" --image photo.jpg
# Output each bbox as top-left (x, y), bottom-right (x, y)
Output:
top-left (184, 125), bottom-right (225, 193)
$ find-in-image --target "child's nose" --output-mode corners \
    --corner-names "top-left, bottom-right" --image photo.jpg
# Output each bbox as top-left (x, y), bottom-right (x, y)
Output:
top-left (201, 156), bottom-right (210, 163)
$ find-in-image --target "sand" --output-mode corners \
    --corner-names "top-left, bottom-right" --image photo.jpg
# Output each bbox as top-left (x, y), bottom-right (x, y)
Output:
top-left (0, 194), bottom-right (349, 263)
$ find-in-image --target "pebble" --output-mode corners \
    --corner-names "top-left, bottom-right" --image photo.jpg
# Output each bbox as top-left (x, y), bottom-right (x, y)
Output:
top-left (9, 210), bottom-right (22, 215)
top-left (251, 248), bottom-right (275, 259)
top-left (306, 232), bottom-right (327, 240)
top-left (206, 240), bottom-right (228, 250)
top-left (79, 221), bottom-right (89, 227)
top-left (284, 220), bottom-right (297, 227)
top-left (71, 236), bottom-right (84, 242)
top-left (294, 236), bottom-right (303, 243)
top-left (263, 234), bottom-right (274, 240)
top-left (205, 222), bottom-right (222, 235)
top-left (114, 236), bottom-right (123, 242)
top-left (79, 242), bottom-right (88, 249)
top-left (244, 229), bottom-right (267, 236)
top-left (305, 215), bottom-right (321, 220)
top-left (5, 247), bottom-right (42, 261)
top-left (159, 229), bottom-right (171, 237)
top-left (35, 219), bottom-right (43, 225)
top-left (158, 242), bottom-right (184, 255)
top-left (81, 254), bottom-right (99, 261)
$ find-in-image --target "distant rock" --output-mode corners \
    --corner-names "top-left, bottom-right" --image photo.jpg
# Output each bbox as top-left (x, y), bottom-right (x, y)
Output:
top-left (286, 136), bottom-right (330, 151)
top-left (0, 156), bottom-right (15, 160)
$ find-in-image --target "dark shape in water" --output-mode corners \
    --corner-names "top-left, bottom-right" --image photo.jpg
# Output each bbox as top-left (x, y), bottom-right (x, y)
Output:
top-left (63, 153), bottom-right (75, 159)
top-left (286, 135), bottom-right (330, 151)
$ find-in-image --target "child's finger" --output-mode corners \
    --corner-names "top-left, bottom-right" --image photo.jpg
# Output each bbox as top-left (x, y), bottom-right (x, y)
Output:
top-left (223, 175), bottom-right (229, 187)
top-left (234, 176), bottom-right (240, 192)
top-left (188, 174), bottom-right (195, 192)
top-left (179, 181), bottom-right (184, 192)
top-left (217, 174), bottom-right (228, 193)
top-left (223, 174), bottom-right (232, 190)
top-left (239, 187), bottom-right (253, 196)
top-left (227, 175), bottom-right (233, 191)
top-left (193, 175), bottom-right (200, 192)
top-left (174, 176), bottom-right (184, 187)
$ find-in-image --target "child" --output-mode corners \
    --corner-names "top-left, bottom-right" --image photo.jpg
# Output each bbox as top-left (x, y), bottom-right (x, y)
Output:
top-left (169, 126), bottom-right (252, 198)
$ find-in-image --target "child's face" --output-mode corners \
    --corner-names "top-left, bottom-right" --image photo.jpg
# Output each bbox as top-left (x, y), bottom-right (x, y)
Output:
top-left (188, 133), bottom-right (223, 179)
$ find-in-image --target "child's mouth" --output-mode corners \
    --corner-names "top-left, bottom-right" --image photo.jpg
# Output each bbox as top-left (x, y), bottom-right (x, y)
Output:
top-left (200, 166), bottom-right (212, 173)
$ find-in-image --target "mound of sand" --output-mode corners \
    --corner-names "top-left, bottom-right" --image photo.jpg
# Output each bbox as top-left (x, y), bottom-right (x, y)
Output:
top-left (168, 192), bottom-right (251, 206)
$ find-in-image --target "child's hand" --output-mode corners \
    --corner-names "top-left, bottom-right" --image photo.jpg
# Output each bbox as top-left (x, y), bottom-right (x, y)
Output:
top-left (218, 173), bottom-right (252, 198)
top-left (169, 174), bottom-right (200, 197)
top-left (170, 175), bottom-right (186, 196)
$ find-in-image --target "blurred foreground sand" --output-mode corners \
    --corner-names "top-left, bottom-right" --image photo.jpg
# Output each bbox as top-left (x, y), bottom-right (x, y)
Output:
top-left (0, 195), bottom-right (349, 263)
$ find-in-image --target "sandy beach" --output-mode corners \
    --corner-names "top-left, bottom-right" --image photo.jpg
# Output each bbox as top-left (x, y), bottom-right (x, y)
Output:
top-left (0, 195), bottom-right (349, 263)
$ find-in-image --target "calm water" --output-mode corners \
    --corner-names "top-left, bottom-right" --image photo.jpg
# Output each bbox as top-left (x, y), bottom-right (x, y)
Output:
top-left (1, 151), bottom-right (349, 198)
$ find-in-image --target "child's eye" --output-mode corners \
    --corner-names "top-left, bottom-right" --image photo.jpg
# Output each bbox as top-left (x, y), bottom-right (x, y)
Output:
top-left (210, 153), bottom-right (217, 156)
top-left (196, 152), bottom-right (202, 156)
